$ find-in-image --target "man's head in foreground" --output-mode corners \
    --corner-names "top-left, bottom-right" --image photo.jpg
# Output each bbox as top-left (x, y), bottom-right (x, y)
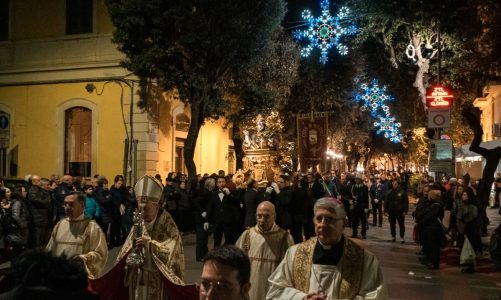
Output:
top-left (199, 245), bottom-right (250, 300)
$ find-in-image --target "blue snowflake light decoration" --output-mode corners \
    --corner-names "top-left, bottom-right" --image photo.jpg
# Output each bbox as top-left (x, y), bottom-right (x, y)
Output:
top-left (354, 79), bottom-right (394, 117)
top-left (354, 79), bottom-right (403, 144)
top-left (373, 116), bottom-right (403, 144)
top-left (294, 0), bottom-right (357, 64)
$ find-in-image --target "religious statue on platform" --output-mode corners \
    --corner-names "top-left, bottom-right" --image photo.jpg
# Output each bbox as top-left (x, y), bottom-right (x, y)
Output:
top-left (242, 114), bottom-right (278, 150)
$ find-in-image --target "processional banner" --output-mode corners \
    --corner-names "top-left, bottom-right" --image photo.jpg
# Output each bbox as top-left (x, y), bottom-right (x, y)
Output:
top-left (297, 114), bottom-right (328, 172)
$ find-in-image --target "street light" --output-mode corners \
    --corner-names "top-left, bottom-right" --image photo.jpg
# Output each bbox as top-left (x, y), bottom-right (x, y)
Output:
top-left (85, 79), bottom-right (137, 186)
top-left (326, 149), bottom-right (343, 171)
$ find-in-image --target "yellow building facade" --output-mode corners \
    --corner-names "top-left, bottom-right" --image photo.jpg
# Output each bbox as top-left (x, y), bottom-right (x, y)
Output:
top-left (0, 0), bottom-right (234, 183)
top-left (456, 83), bottom-right (501, 179)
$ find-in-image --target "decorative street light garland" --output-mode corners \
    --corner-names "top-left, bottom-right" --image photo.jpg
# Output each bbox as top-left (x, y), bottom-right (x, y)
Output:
top-left (355, 80), bottom-right (403, 143)
top-left (293, 0), bottom-right (357, 64)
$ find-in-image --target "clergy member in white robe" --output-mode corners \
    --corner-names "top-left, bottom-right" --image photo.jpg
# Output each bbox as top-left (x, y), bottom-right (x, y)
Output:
top-left (46, 191), bottom-right (108, 279)
top-left (267, 197), bottom-right (387, 300)
top-left (236, 201), bottom-right (294, 300)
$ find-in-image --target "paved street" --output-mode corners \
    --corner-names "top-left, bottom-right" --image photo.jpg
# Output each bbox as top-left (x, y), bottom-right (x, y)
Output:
top-left (102, 203), bottom-right (501, 300)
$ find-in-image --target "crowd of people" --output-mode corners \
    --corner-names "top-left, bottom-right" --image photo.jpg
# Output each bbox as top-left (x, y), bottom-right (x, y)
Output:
top-left (0, 174), bottom-right (138, 261)
top-left (0, 168), bottom-right (499, 299)
top-left (413, 175), bottom-right (501, 273)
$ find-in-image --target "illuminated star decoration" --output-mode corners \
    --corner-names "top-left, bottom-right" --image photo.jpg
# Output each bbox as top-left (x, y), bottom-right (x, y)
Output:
top-left (293, 0), bottom-right (357, 64)
top-left (354, 79), bottom-right (403, 143)
top-left (373, 116), bottom-right (403, 143)
top-left (354, 79), bottom-right (394, 117)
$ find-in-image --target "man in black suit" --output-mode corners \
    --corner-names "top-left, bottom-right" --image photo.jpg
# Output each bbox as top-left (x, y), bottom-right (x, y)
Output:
top-left (205, 176), bottom-right (240, 246)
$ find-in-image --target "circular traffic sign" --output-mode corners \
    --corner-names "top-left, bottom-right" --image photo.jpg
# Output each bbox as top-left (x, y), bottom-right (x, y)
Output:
top-left (433, 114), bottom-right (446, 126)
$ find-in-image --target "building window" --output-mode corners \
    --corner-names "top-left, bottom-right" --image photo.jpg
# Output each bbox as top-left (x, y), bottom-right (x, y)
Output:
top-left (0, 0), bottom-right (9, 41)
top-left (66, 0), bottom-right (93, 35)
top-left (65, 107), bottom-right (92, 177)
top-left (0, 111), bottom-right (9, 176)
top-left (175, 113), bottom-right (190, 132)
top-left (228, 147), bottom-right (235, 174)
top-left (175, 138), bottom-right (186, 173)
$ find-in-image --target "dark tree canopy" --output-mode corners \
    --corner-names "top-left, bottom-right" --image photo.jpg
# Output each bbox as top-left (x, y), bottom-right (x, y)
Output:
top-left (106, 0), bottom-right (289, 180)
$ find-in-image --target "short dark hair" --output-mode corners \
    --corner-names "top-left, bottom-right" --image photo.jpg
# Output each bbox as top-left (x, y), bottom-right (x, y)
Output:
top-left (0, 249), bottom-right (97, 299)
top-left (114, 175), bottom-right (124, 183)
top-left (203, 245), bottom-right (250, 286)
top-left (97, 177), bottom-right (108, 186)
top-left (247, 179), bottom-right (256, 189)
top-left (66, 191), bottom-right (86, 204)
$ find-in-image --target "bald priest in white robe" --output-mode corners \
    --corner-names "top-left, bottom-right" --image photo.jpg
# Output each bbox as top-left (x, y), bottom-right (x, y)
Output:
top-left (236, 201), bottom-right (294, 300)
top-left (46, 191), bottom-right (108, 279)
top-left (267, 197), bottom-right (388, 300)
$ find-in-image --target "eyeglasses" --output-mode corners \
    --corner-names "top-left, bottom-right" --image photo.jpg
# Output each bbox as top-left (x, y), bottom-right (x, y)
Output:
top-left (313, 215), bottom-right (343, 225)
top-left (197, 279), bottom-right (234, 295)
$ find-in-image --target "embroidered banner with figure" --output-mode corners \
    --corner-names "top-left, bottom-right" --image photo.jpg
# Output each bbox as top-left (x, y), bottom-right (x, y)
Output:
top-left (297, 114), bottom-right (328, 173)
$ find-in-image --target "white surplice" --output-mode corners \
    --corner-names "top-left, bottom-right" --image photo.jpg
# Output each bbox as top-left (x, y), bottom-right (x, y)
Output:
top-left (236, 224), bottom-right (294, 300)
top-left (46, 214), bottom-right (108, 279)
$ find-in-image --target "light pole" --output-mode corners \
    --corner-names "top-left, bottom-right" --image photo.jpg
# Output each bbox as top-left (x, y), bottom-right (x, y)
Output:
top-left (85, 78), bottom-right (137, 186)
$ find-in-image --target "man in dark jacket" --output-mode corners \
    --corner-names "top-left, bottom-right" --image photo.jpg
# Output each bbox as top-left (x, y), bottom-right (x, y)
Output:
top-left (53, 175), bottom-right (73, 224)
top-left (27, 175), bottom-right (52, 247)
top-left (205, 176), bottom-right (240, 246)
top-left (267, 175), bottom-right (293, 231)
top-left (385, 179), bottom-right (409, 243)
top-left (109, 176), bottom-right (125, 247)
top-left (350, 177), bottom-right (369, 239)
top-left (340, 173), bottom-right (353, 227)
top-left (370, 177), bottom-right (386, 227)
top-left (194, 177), bottom-right (214, 261)
top-left (244, 179), bottom-right (261, 228)
top-left (94, 177), bottom-right (112, 246)
top-left (163, 177), bottom-right (181, 226)
top-left (303, 173), bottom-right (325, 239)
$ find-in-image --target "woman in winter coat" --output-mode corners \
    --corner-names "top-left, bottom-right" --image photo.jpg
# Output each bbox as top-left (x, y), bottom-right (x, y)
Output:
top-left (418, 189), bottom-right (444, 270)
top-left (8, 186), bottom-right (31, 257)
top-left (456, 190), bottom-right (482, 273)
top-left (177, 181), bottom-right (192, 232)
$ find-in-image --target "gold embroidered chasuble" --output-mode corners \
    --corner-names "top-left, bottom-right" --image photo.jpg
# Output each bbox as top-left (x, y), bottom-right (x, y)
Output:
top-left (266, 235), bottom-right (387, 300)
top-left (236, 223), bottom-right (294, 300)
top-left (292, 237), bottom-right (363, 299)
top-left (116, 210), bottom-right (185, 300)
top-left (46, 214), bottom-right (108, 279)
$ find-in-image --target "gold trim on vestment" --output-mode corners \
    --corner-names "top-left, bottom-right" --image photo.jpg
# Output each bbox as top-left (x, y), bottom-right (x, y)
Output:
top-left (292, 237), bottom-right (316, 293)
top-left (338, 238), bottom-right (364, 299)
top-left (56, 241), bottom-right (85, 246)
top-left (292, 236), bottom-right (365, 299)
top-left (249, 257), bottom-right (282, 263)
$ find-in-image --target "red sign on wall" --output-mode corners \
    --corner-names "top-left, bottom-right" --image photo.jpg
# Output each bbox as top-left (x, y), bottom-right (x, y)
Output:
top-left (426, 86), bottom-right (453, 108)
